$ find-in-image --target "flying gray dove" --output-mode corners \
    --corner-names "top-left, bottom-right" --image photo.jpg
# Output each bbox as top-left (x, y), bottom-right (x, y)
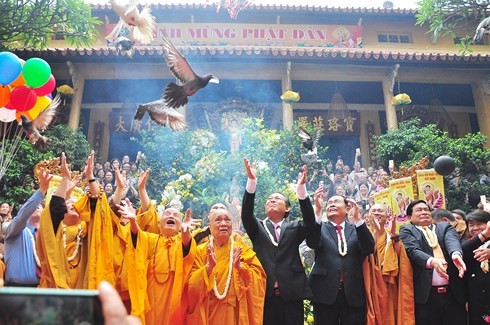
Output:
top-left (298, 126), bottom-right (321, 165)
top-left (134, 98), bottom-right (188, 131)
top-left (162, 35), bottom-right (219, 109)
top-left (20, 94), bottom-right (61, 152)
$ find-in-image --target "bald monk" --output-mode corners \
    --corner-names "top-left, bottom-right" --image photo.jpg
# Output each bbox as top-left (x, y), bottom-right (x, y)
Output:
top-left (193, 203), bottom-right (245, 246)
top-left (37, 151), bottom-right (115, 289)
top-left (186, 207), bottom-right (266, 325)
top-left (369, 204), bottom-right (414, 325)
top-left (117, 198), bottom-right (200, 324)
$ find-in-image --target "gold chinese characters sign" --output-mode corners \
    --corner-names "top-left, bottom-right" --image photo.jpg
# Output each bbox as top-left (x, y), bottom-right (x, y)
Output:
top-left (294, 110), bottom-right (360, 136)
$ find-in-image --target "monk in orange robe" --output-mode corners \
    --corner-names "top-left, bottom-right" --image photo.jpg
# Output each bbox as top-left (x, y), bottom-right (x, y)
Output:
top-left (368, 204), bottom-right (414, 325)
top-left (110, 167), bottom-right (158, 311)
top-left (193, 203), bottom-right (245, 246)
top-left (186, 208), bottom-right (266, 325)
top-left (117, 198), bottom-right (200, 325)
top-left (37, 151), bottom-right (115, 289)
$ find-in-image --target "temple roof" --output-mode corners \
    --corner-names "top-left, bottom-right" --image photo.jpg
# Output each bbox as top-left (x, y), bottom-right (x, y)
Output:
top-left (90, 2), bottom-right (418, 15)
top-left (13, 46), bottom-right (490, 66)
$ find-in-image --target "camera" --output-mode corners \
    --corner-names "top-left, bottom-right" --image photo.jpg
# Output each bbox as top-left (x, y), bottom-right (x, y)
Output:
top-left (0, 287), bottom-right (104, 324)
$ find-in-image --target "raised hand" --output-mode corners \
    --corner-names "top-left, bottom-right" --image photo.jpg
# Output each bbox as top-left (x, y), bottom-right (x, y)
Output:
top-left (206, 243), bottom-right (217, 275)
top-left (233, 246), bottom-right (243, 270)
top-left (38, 167), bottom-right (53, 194)
top-left (114, 168), bottom-right (127, 189)
top-left (243, 157), bottom-right (257, 180)
top-left (314, 186), bottom-right (324, 217)
top-left (297, 165), bottom-right (307, 185)
top-left (83, 150), bottom-right (95, 179)
top-left (137, 168), bottom-right (150, 191)
top-left (60, 152), bottom-right (71, 179)
top-left (346, 198), bottom-right (360, 222)
top-left (66, 174), bottom-right (82, 198)
top-left (116, 198), bottom-right (137, 220)
top-left (181, 208), bottom-right (201, 233)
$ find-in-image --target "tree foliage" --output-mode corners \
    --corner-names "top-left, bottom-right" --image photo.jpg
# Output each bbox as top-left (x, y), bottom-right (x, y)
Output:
top-left (0, 124), bottom-right (92, 209)
top-left (135, 119), bottom-right (328, 221)
top-left (416, 0), bottom-right (489, 53)
top-left (0, 0), bottom-right (101, 50)
top-left (373, 118), bottom-right (490, 211)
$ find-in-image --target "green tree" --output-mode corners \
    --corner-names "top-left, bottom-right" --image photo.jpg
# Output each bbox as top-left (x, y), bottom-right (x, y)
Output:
top-left (416, 0), bottom-right (488, 53)
top-left (0, 0), bottom-right (101, 50)
top-left (373, 118), bottom-right (490, 211)
top-left (0, 124), bottom-right (92, 209)
top-left (135, 119), bottom-right (328, 221)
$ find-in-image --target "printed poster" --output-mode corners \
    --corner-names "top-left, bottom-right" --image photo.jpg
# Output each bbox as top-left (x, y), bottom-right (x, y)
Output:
top-left (416, 169), bottom-right (446, 210)
top-left (389, 177), bottom-right (415, 231)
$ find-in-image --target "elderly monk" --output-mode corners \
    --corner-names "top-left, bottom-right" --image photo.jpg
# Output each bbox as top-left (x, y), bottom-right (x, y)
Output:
top-left (117, 198), bottom-right (200, 325)
top-left (37, 151), bottom-right (115, 289)
top-left (186, 207), bottom-right (266, 325)
top-left (368, 204), bottom-right (414, 325)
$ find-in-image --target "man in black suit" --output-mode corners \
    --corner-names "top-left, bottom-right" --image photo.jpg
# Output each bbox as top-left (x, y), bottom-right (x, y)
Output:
top-left (400, 200), bottom-right (467, 325)
top-left (241, 158), bottom-right (315, 325)
top-left (306, 194), bottom-right (374, 325)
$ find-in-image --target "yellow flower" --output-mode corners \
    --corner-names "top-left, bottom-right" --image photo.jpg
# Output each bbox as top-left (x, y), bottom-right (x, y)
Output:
top-left (307, 315), bottom-right (314, 323)
top-left (290, 167), bottom-right (294, 171)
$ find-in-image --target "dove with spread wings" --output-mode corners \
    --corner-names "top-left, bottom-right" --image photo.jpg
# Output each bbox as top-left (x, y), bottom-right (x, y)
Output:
top-left (110, 0), bottom-right (156, 44)
top-left (20, 94), bottom-right (61, 152)
top-left (298, 126), bottom-right (321, 165)
top-left (133, 98), bottom-right (188, 131)
top-left (162, 35), bottom-right (219, 109)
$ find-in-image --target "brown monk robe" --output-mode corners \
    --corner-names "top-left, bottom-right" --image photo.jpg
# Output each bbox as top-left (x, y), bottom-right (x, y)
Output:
top-left (366, 204), bottom-right (414, 325)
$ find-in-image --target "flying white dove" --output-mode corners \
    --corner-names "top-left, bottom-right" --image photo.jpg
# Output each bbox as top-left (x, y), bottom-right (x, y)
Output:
top-left (474, 16), bottom-right (490, 43)
top-left (110, 0), bottom-right (156, 44)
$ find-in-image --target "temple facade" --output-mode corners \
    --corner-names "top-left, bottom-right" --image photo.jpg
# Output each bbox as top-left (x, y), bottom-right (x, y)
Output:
top-left (13, 3), bottom-right (490, 166)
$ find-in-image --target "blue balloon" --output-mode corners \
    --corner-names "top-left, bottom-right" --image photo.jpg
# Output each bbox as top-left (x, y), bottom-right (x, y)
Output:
top-left (0, 52), bottom-right (22, 86)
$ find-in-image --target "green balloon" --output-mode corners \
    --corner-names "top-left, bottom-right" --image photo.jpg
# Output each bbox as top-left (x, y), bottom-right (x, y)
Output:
top-left (23, 58), bottom-right (52, 88)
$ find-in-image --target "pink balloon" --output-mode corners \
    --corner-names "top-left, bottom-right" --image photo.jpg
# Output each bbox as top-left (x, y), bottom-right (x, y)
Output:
top-left (9, 86), bottom-right (37, 112)
top-left (33, 74), bottom-right (56, 96)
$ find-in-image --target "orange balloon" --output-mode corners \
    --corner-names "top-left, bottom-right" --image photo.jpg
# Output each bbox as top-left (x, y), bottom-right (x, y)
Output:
top-left (0, 86), bottom-right (11, 107)
top-left (10, 59), bottom-right (25, 87)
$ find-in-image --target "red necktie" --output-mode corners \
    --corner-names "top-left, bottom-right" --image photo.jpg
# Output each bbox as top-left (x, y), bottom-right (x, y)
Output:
top-left (335, 225), bottom-right (344, 283)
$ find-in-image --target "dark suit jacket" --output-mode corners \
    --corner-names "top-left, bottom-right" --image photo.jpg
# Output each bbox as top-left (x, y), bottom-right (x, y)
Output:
top-left (462, 236), bottom-right (490, 324)
top-left (400, 222), bottom-right (466, 305)
top-left (241, 190), bottom-right (316, 301)
top-left (306, 220), bottom-right (374, 307)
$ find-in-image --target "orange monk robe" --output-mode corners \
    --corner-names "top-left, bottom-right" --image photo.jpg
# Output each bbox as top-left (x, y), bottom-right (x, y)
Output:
top-left (186, 239), bottom-right (266, 325)
top-left (0, 259), bottom-right (5, 279)
top-left (367, 231), bottom-right (414, 325)
top-left (111, 203), bottom-right (160, 303)
top-left (126, 228), bottom-right (196, 325)
top-left (37, 194), bottom-right (116, 289)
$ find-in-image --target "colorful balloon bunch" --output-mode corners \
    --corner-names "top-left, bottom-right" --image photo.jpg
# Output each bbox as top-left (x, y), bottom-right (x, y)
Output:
top-left (0, 51), bottom-right (56, 123)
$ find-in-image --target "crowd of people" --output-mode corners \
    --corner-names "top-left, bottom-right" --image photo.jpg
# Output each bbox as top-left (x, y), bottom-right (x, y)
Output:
top-left (0, 149), bottom-right (489, 325)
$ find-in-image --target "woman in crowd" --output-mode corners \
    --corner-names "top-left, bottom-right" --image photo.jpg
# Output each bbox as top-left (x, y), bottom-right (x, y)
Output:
top-left (462, 210), bottom-right (490, 325)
